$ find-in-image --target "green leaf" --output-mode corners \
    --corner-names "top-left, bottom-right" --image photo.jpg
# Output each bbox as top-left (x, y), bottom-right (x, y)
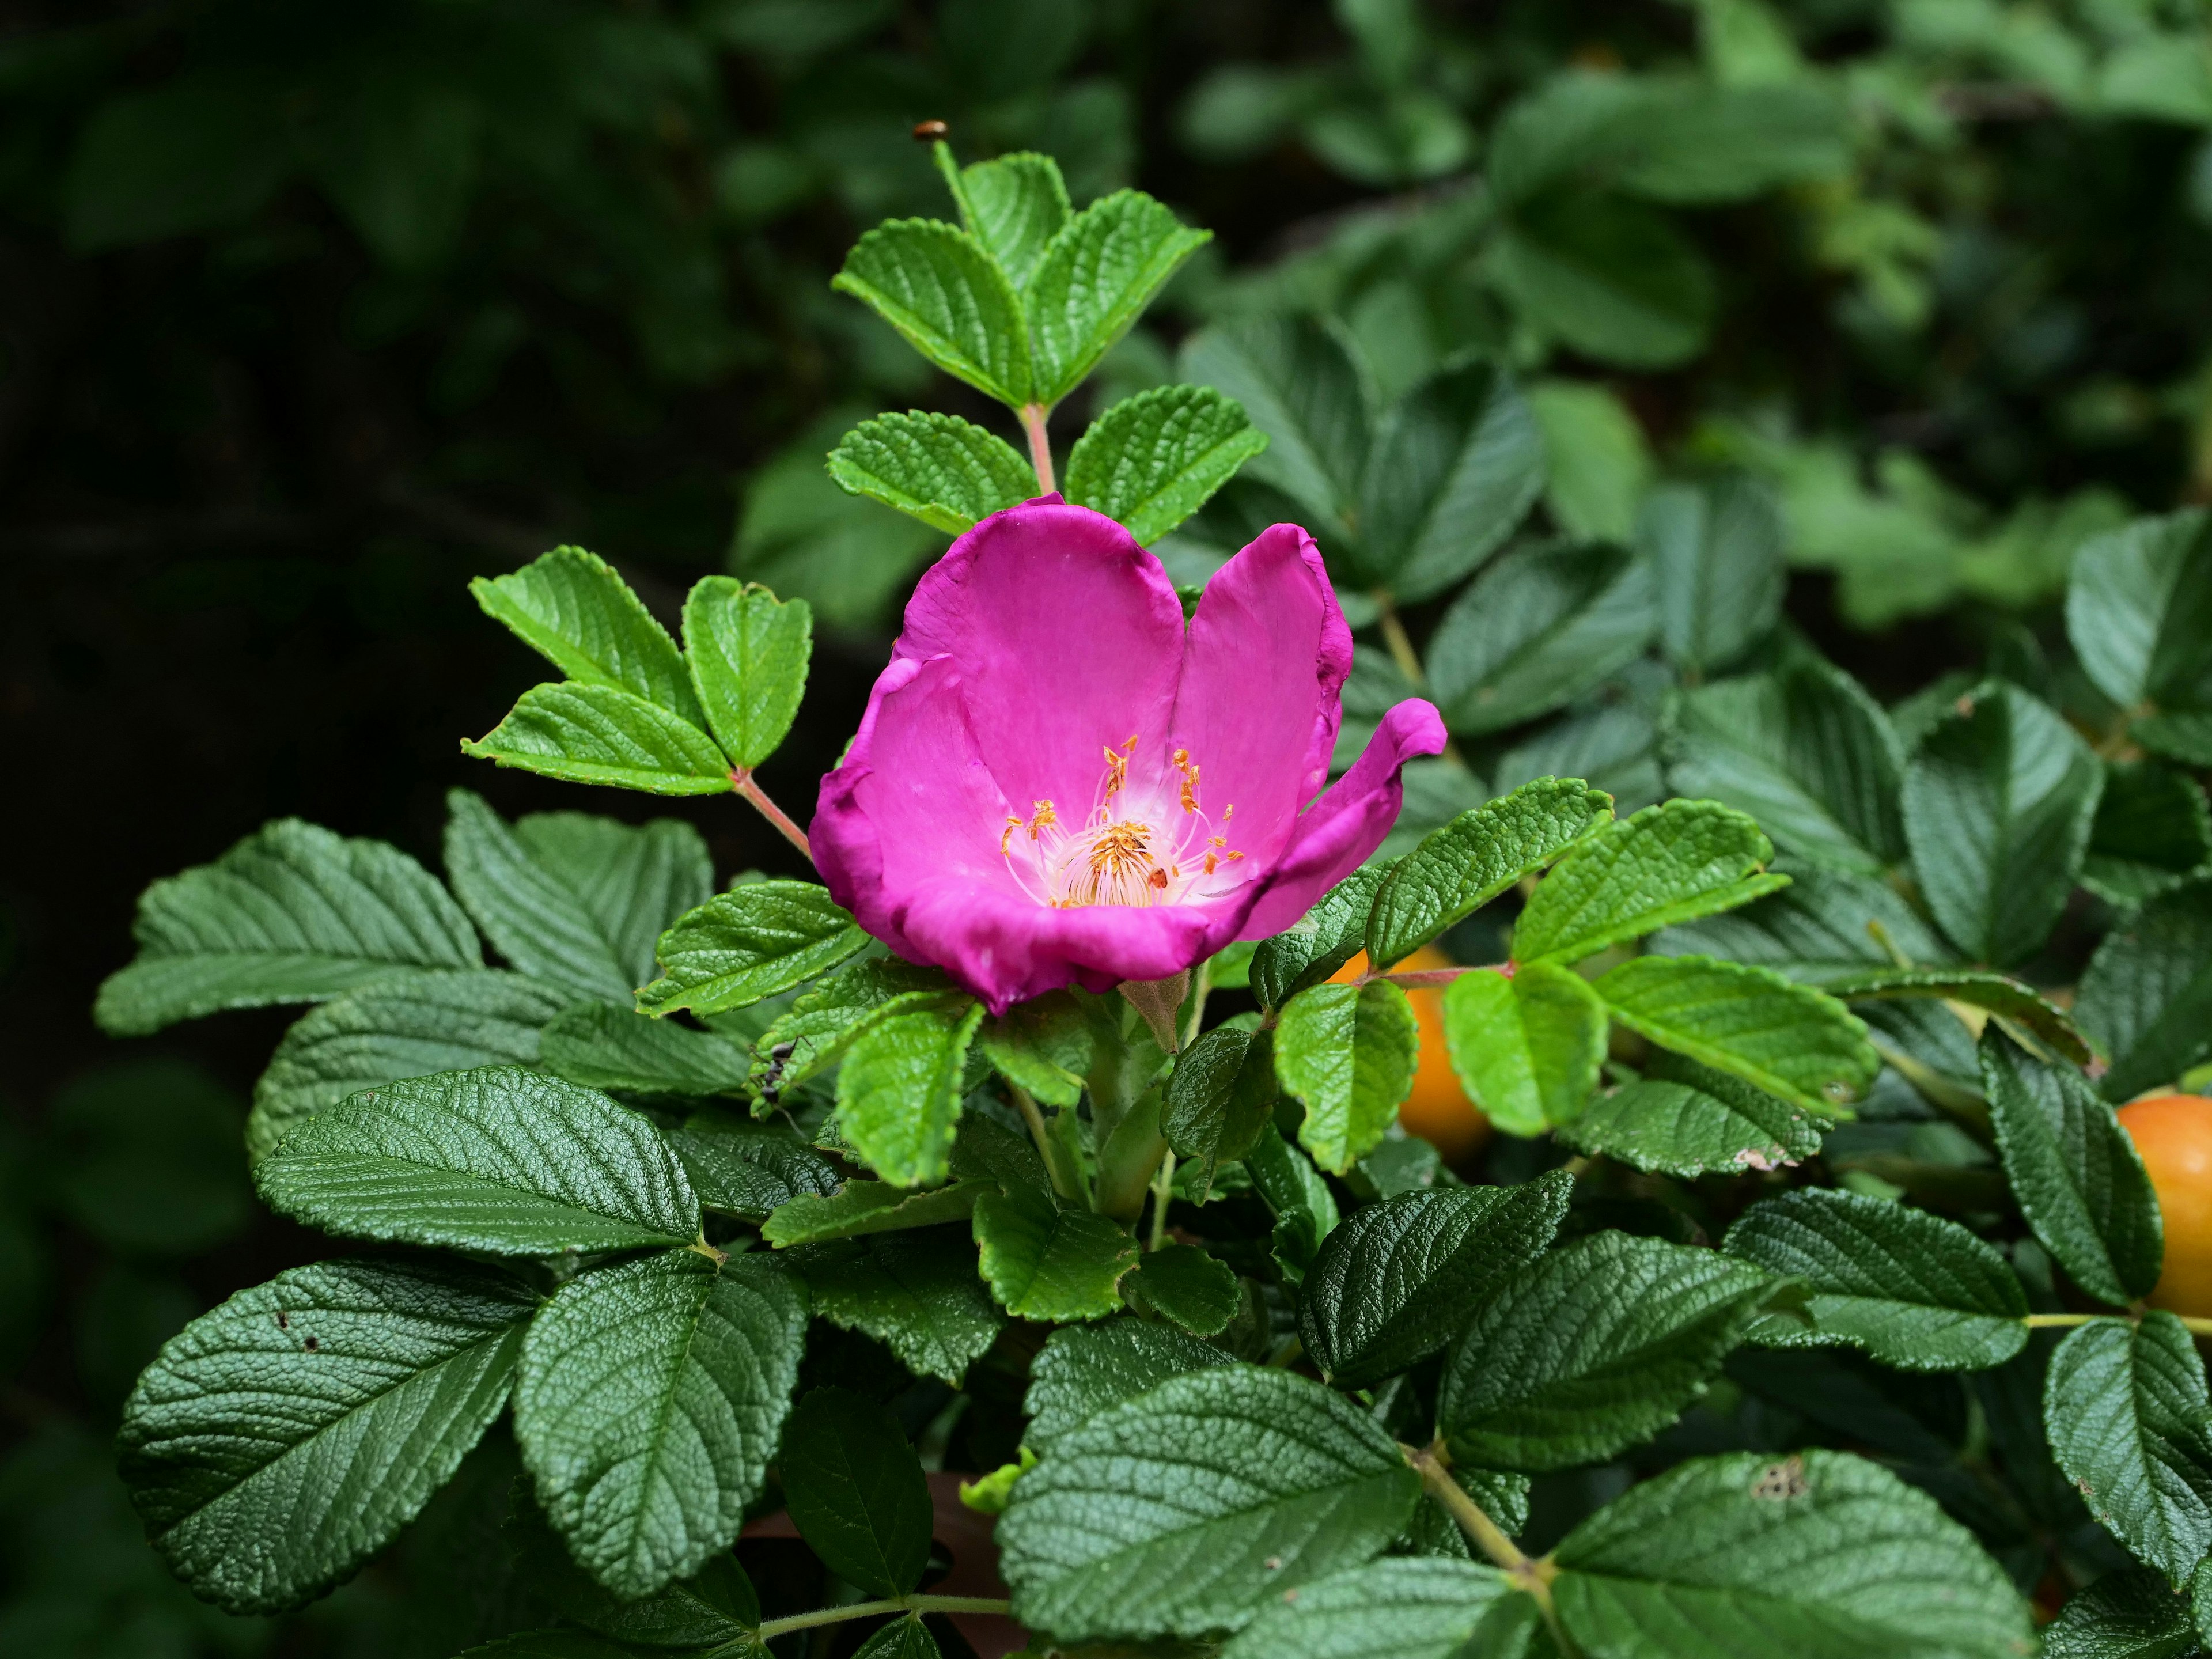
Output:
top-left (1276, 979), bottom-right (1420, 1173)
top-left (249, 969), bottom-right (569, 1160)
top-left (1180, 313), bottom-right (1373, 538)
top-left (1353, 360), bottom-right (1546, 602)
top-left (2041, 1568), bottom-right (2200, 1659)
top-left (836, 998), bottom-right (987, 1187)
top-left (454, 1634), bottom-right (642, 1659)
top-left (761, 1179), bottom-right (986, 1247)
top-left (680, 577), bottom-right (812, 772)
top-left (118, 1257), bottom-right (534, 1615)
top-left (444, 791), bottom-right (711, 999)
top-left (1064, 384), bottom-right (1269, 544)
top-left (1980, 1031), bottom-right (2162, 1307)
top-left (95, 819), bottom-right (483, 1036)
top-left (508, 1495), bottom-right (761, 1648)
top-left (1556, 1054), bottom-right (1828, 1178)
top-left (850, 1614), bottom-right (942, 1659)
top-left (1491, 191), bottom-right (1715, 370)
top-left (1367, 777), bottom-right (1613, 967)
top-left (831, 218), bottom-right (1033, 405)
top-left (1664, 658), bottom-right (1907, 877)
top-left (468, 545), bottom-right (703, 725)
top-left (1638, 477), bottom-right (1786, 675)
top-left (1440, 961), bottom-right (1608, 1135)
top-left (1027, 191), bottom-right (1210, 407)
top-left (1549, 1449), bottom-right (2036, 1659)
top-left (539, 1003), bottom-right (752, 1096)
top-left (255, 1066), bottom-right (699, 1255)
top-left (973, 1182), bottom-right (1140, 1321)
top-left (750, 959), bottom-right (959, 1099)
top-left (1439, 1232), bottom-right (1774, 1471)
top-left (1161, 1025), bottom-right (1280, 1199)
top-left (636, 883), bottom-right (870, 1018)
top-left (1252, 861), bottom-right (1395, 1010)
top-left (1594, 953), bottom-right (1879, 1115)
top-left (825, 411), bottom-right (1037, 536)
top-left (1247, 1128), bottom-right (1342, 1283)
top-left (2045, 1314), bottom-right (2212, 1585)
top-left (462, 683), bottom-right (734, 796)
top-left (956, 150), bottom-right (1070, 291)
top-left (2066, 509), bottom-right (2212, 713)
top-left (2077, 881), bottom-right (2212, 1101)
top-left (998, 1365), bottom-right (1421, 1639)
top-left (1128, 1244), bottom-right (1240, 1336)
top-left (1298, 1175), bottom-right (1572, 1388)
top-left (1722, 1188), bottom-right (2028, 1371)
top-left (1426, 541), bottom-right (1658, 734)
top-left (779, 1385), bottom-right (933, 1597)
top-left (1217, 1556), bottom-right (1514, 1659)
top-left (1023, 1318), bottom-right (1235, 1455)
top-left (1528, 378), bottom-right (1654, 543)
top-left (1515, 799), bottom-right (1787, 964)
top-left (1653, 860), bottom-right (1956, 983)
top-left (514, 1251), bottom-right (806, 1599)
top-left (790, 1225), bottom-right (1003, 1385)
top-left (978, 991), bottom-right (1095, 1109)
top-left (1900, 680), bottom-right (2104, 966)
top-left (1823, 965), bottom-right (2090, 1064)
top-left (2085, 762), bottom-right (2212, 908)
top-left (664, 1109), bottom-right (840, 1222)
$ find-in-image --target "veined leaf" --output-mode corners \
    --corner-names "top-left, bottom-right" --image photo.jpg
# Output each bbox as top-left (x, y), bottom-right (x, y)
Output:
top-left (1638, 476), bottom-right (1786, 675)
top-left (1491, 191), bottom-right (1715, 370)
top-left (249, 968), bottom-right (568, 1160)
top-left (836, 998), bottom-right (987, 1187)
top-left (1178, 313), bottom-right (1372, 539)
top-left (831, 218), bottom-right (1032, 405)
top-left (1023, 1318), bottom-right (1234, 1455)
top-left (1252, 861), bottom-right (1395, 1011)
top-left (514, 1251), bottom-right (806, 1599)
top-left (1426, 541), bottom-right (1656, 732)
top-left (749, 958), bottom-right (957, 1099)
top-left (1366, 776), bottom-right (1613, 967)
top-left (2084, 760), bottom-right (2212, 908)
top-left (256, 1065), bottom-right (699, 1255)
top-left (665, 1109), bottom-right (839, 1221)
top-left (96, 818), bottom-right (482, 1036)
top-left (1276, 979), bottom-right (1420, 1173)
top-left (507, 1498), bottom-right (760, 1648)
top-left (1594, 953), bottom-right (1878, 1115)
top-left (1217, 1557), bottom-right (1514, 1659)
top-left (118, 1257), bottom-right (535, 1615)
top-left (636, 882), bottom-right (870, 1018)
top-left (1027, 190), bottom-right (1210, 406)
top-left (539, 1003), bottom-right (752, 1097)
top-left (1298, 1175), bottom-right (1571, 1388)
top-left (780, 1385), bottom-right (932, 1597)
top-left (2041, 1568), bottom-right (2199, 1659)
top-left (1063, 384), bottom-right (1268, 545)
top-left (997, 1365), bottom-right (1420, 1639)
top-left (826, 411), bottom-right (1036, 536)
top-left (1824, 965), bottom-right (2089, 1064)
top-left (462, 683), bottom-right (734, 796)
top-left (760, 1179), bottom-right (986, 1247)
top-left (790, 1225), bottom-right (1003, 1386)
top-left (1557, 1054), bottom-right (1827, 1178)
top-left (1723, 1188), bottom-right (2028, 1372)
top-left (2066, 508), bottom-right (2212, 713)
top-left (1440, 961), bottom-right (1607, 1135)
top-left (2076, 881), bottom-right (2212, 1101)
top-left (1652, 861), bottom-right (1954, 984)
top-left (1438, 1232), bottom-right (1774, 1471)
top-left (680, 577), bottom-right (812, 772)
top-left (973, 1182), bottom-right (1139, 1322)
top-left (955, 149), bottom-right (1069, 292)
top-left (1128, 1244), bottom-right (1240, 1336)
top-left (1161, 1025), bottom-right (1278, 1198)
top-left (1514, 798), bottom-right (1787, 964)
top-left (1245, 1128), bottom-right (1342, 1285)
top-left (978, 990), bottom-right (1095, 1109)
top-left (469, 545), bottom-right (703, 725)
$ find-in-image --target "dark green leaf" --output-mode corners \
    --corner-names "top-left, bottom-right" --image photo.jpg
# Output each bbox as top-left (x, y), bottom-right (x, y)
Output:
top-left (539, 1003), bottom-right (752, 1097)
top-left (1027, 191), bottom-right (1210, 406)
top-left (1300, 1175), bottom-right (1572, 1388)
top-left (514, 1251), bottom-right (807, 1599)
top-left (635, 882), bottom-right (870, 1018)
top-left (2046, 1314), bottom-right (2212, 1585)
top-left (469, 546), bottom-right (703, 725)
top-left (1439, 1232), bottom-right (1774, 1471)
top-left (826, 411), bottom-right (1036, 536)
top-left (851, 1615), bottom-right (942, 1659)
top-left (509, 1494), bottom-right (761, 1648)
top-left (1824, 965), bottom-right (2090, 1063)
top-left (2042, 1568), bottom-right (2199, 1659)
top-left (1557, 1054), bottom-right (1827, 1178)
top-left (1491, 191), bottom-right (1714, 370)
top-left (837, 998), bottom-right (987, 1187)
top-left (1440, 961), bottom-right (1607, 1135)
top-left (2077, 881), bottom-right (2212, 1101)
top-left (1367, 777), bottom-right (1613, 967)
top-left (94, 819), bottom-right (483, 1036)
top-left (790, 1225), bottom-right (1003, 1385)
top-left (2067, 509), bottom-right (2212, 713)
top-left (1129, 1244), bottom-right (1240, 1336)
top-left (665, 1110), bottom-right (839, 1222)
top-left (1276, 979), bottom-right (1419, 1173)
top-left (49, 1059), bottom-right (253, 1255)
top-left (118, 1257), bottom-right (533, 1615)
top-left (1217, 1556), bottom-right (1513, 1659)
top-left (761, 1179), bottom-right (986, 1247)
top-left (779, 1385), bottom-right (932, 1597)
top-left (1722, 1188), bottom-right (2028, 1371)
top-left (681, 577), bottom-right (813, 772)
top-left (1426, 541), bottom-right (1656, 733)
top-left (256, 1066), bottom-right (699, 1255)
top-left (1980, 1031), bottom-right (2162, 1307)
top-left (1639, 477), bottom-right (1786, 675)
top-left (2085, 762), bottom-right (2212, 908)
top-left (998, 1365), bottom-right (1421, 1639)
top-left (1180, 315), bottom-right (1373, 538)
top-left (1064, 384), bottom-right (1269, 545)
top-left (973, 1183), bottom-right (1139, 1321)
top-left (1161, 1025), bottom-right (1278, 1196)
top-left (462, 683), bottom-right (734, 796)
top-left (1252, 862), bottom-right (1395, 1011)
top-left (1023, 1318), bottom-right (1235, 1455)
top-left (979, 991), bottom-right (1095, 1109)
top-left (1900, 680), bottom-right (2103, 965)
top-left (1652, 861), bottom-right (1955, 984)
top-left (831, 218), bottom-right (1032, 405)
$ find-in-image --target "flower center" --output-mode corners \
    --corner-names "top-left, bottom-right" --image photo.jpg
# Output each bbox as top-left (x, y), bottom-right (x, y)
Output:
top-left (999, 737), bottom-right (1246, 908)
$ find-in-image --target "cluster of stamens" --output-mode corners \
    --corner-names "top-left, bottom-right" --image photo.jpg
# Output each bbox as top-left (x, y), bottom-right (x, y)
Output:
top-left (999, 736), bottom-right (1245, 908)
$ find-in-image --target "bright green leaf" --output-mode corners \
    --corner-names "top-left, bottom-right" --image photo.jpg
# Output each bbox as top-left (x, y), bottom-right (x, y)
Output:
top-left (1064, 384), bottom-right (1269, 544)
top-left (831, 218), bottom-right (1033, 405)
top-left (468, 546), bottom-right (703, 725)
top-left (1129, 1244), bottom-right (1240, 1336)
top-left (462, 683), bottom-right (734, 796)
top-left (825, 411), bottom-right (1037, 536)
top-left (636, 882), bottom-right (870, 1018)
top-left (956, 150), bottom-right (1070, 291)
top-left (1440, 961), bottom-right (1607, 1135)
top-left (1528, 378), bottom-right (1653, 542)
top-left (1027, 191), bottom-right (1210, 406)
top-left (1276, 979), bottom-right (1420, 1173)
top-left (1252, 861), bottom-right (1395, 1011)
top-left (1556, 1054), bottom-right (1828, 1178)
top-left (681, 577), bottom-right (813, 772)
top-left (749, 959), bottom-right (960, 1099)
top-left (1161, 1025), bottom-right (1279, 1199)
top-left (979, 991), bottom-right (1096, 1109)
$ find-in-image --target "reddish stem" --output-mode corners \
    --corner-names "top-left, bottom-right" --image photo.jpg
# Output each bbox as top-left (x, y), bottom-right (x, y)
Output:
top-left (1021, 403), bottom-right (1055, 494)
top-left (730, 770), bottom-right (812, 863)
top-left (1361, 963), bottom-right (1507, 988)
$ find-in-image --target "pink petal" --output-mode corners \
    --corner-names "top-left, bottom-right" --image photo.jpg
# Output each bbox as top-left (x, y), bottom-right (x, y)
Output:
top-left (896, 497), bottom-right (1187, 817)
top-left (1166, 524), bottom-right (1352, 866)
top-left (1236, 699), bottom-right (1448, 940)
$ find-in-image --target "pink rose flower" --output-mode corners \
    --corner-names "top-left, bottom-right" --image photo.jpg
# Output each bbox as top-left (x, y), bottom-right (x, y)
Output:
top-left (812, 498), bottom-right (1446, 1013)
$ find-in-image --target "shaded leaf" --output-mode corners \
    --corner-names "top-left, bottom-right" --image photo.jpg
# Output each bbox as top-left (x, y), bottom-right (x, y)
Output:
top-left (762, 1180), bottom-right (986, 1248)
top-left (1252, 861), bottom-right (1395, 1011)
top-left (1023, 1317), bottom-right (1235, 1455)
top-left (780, 1385), bottom-right (932, 1597)
top-left (1557, 1055), bottom-right (1827, 1178)
top-left (1427, 541), bottom-right (1656, 733)
top-left (2067, 509), bottom-right (2212, 713)
top-left (1638, 476), bottom-right (1786, 675)
top-left (790, 1225), bottom-right (1003, 1385)
top-left (974, 1183), bottom-right (1139, 1322)
top-left (1217, 1556), bottom-right (1513, 1659)
top-left (665, 1110), bottom-right (839, 1222)
top-left (539, 1003), bottom-right (752, 1097)
top-left (2076, 881), bottom-right (2212, 1101)
top-left (1180, 314), bottom-right (1372, 538)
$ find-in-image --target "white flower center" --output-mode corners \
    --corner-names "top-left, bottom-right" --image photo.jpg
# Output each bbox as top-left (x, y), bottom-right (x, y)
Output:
top-left (999, 738), bottom-right (1246, 908)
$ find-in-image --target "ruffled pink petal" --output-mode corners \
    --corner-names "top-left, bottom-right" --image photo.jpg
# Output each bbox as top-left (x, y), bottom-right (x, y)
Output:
top-left (895, 497), bottom-right (1186, 817)
top-left (1235, 699), bottom-right (1448, 940)
top-left (1165, 524), bottom-right (1351, 867)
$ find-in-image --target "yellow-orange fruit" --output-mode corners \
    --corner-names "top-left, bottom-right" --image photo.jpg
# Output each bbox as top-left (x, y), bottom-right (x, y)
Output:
top-left (2116, 1093), bottom-right (2212, 1318)
top-left (1330, 945), bottom-right (1493, 1162)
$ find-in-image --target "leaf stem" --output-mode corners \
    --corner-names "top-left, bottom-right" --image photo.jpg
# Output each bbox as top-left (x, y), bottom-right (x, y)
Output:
top-left (1021, 402), bottom-right (1055, 494)
top-left (1374, 593), bottom-right (1425, 687)
top-left (1009, 1084), bottom-right (1081, 1202)
top-left (1359, 963), bottom-right (1502, 989)
top-left (750, 1595), bottom-right (1013, 1642)
top-left (2026, 1311), bottom-right (2212, 1336)
top-left (1868, 1037), bottom-right (1991, 1136)
top-left (729, 768), bottom-right (812, 863)
top-left (1147, 1151), bottom-right (1177, 1251)
top-left (1404, 1441), bottom-right (1574, 1655)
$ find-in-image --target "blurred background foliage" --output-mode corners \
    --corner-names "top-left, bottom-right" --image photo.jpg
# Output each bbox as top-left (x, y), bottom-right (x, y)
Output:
top-left (8, 0), bottom-right (2212, 1650)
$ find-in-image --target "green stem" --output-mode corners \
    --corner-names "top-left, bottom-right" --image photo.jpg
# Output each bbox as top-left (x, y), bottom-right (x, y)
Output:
top-left (2027, 1312), bottom-right (2212, 1336)
top-left (1372, 593), bottom-right (1469, 772)
top-left (1009, 1084), bottom-right (1081, 1202)
top-left (1404, 1442), bottom-right (1575, 1657)
top-left (1021, 403), bottom-right (1055, 494)
top-left (1147, 1151), bottom-right (1177, 1251)
top-left (729, 768), bottom-right (813, 863)
top-left (749, 1596), bottom-right (1013, 1643)
top-left (1868, 1038), bottom-right (1991, 1136)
